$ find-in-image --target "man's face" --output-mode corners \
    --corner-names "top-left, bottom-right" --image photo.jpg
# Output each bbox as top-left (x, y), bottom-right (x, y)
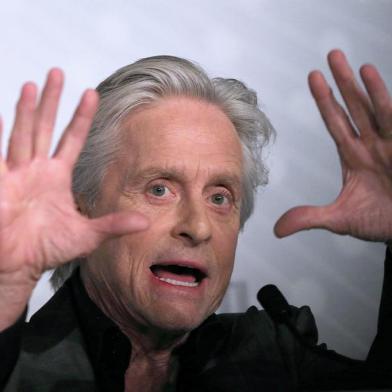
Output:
top-left (84, 97), bottom-right (243, 333)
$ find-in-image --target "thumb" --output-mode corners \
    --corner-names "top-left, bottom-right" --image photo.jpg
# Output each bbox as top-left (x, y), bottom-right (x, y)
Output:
top-left (274, 205), bottom-right (330, 238)
top-left (91, 211), bottom-right (150, 241)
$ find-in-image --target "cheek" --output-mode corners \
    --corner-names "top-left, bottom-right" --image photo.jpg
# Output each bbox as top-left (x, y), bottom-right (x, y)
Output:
top-left (101, 196), bottom-right (173, 266)
top-left (213, 225), bottom-right (239, 274)
top-left (117, 192), bottom-right (176, 226)
top-left (92, 230), bottom-right (149, 279)
top-left (216, 214), bottom-right (240, 248)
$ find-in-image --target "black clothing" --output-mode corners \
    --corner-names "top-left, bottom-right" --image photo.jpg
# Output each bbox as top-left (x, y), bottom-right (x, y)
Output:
top-left (1, 250), bottom-right (392, 391)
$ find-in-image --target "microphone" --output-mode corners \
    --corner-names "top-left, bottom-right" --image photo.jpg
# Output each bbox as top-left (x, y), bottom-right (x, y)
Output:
top-left (257, 284), bottom-right (307, 346)
top-left (257, 284), bottom-right (292, 324)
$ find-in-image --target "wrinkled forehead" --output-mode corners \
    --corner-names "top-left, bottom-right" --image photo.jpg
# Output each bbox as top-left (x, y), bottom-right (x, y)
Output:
top-left (117, 97), bottom-right (244, 182)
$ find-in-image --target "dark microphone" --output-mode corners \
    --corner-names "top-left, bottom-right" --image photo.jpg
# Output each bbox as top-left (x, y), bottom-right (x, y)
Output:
top-left (257, 284), bottom-right (306, 346)
top-left (257, 284), bottom-right (292, 324)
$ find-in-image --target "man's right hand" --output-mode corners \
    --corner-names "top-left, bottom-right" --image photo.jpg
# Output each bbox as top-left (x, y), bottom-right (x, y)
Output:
top-left (0, 69), bottom-right (149, 330)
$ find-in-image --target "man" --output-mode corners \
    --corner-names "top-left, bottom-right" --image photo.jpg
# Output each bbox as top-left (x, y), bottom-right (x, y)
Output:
top-left (0, 49), bottom-right (391, 391)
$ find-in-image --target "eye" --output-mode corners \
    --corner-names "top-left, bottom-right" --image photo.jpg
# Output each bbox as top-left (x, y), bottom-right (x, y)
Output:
top-left (211, 193), bottom-right (229, 205)
top-left (150, 184), bottom-right (168, 197)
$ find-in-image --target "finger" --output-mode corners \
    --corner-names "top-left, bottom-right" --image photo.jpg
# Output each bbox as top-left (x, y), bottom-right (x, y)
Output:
top-left (274, 205), bottom-right (331, 238)
top-left (0, 116), bottom-right (2, 160)
top-left (360, 64), bottom-right (392, 138)
top-left (328, 49), bottom-right (377, 140)
top-left (33, 68), bottom-right (64, 158)
top-left (90, 211), bottom-right (150, 242)
top-left (7, 82), bottom-right (37, 167)
top-left (0, 117), bottom-right (5, 175)
top-left (309, 70), bottom-right (357, 150)
top-left (53, 89), bottom-right (98, 165)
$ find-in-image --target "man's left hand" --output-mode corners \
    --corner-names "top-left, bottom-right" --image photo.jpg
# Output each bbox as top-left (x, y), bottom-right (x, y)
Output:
top-left (274, 49), bottom-right (392, 242)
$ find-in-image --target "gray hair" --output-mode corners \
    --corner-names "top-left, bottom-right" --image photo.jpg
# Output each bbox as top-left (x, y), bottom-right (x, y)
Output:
top-left (51, 55), bottom-right (275, 289)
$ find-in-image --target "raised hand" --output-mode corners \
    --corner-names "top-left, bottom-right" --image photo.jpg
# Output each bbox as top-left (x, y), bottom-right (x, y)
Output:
top-left (274, 49), bottom-right (392, 242)
top-left (0, 70), bottom-right (148, 327)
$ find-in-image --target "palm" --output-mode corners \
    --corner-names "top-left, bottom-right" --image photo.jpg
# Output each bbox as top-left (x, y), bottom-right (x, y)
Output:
top-left (1, 160), bottom-right (88, 272)
top-left (275, 50), bottom-right (392, 242)
top-left (331, 160), bottom-right (392, 241)
top-left (0, 70), bottom-right (148, 279)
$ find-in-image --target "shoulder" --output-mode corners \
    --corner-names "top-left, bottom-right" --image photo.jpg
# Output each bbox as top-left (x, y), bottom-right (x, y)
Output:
top-left (177, 307), bottom-right (305, 391)
top-left (24, 279), bottom-right (80, 351)
top-left (5, 280), bottom-right (96, 391)
top-left (183, 305), bottom-right (316, 368)
top-left (214, 304), bottom-right (318, 344)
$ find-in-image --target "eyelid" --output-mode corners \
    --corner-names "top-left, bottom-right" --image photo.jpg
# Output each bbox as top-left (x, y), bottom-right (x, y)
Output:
top-left (150, 181), bottom-right (168, 186)
top-left (214, 186), bottom-right (234, 200)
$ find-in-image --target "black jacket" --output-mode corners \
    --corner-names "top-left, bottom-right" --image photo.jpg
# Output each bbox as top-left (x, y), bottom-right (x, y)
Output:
top-left (1, 251), bottom-right (392, 391)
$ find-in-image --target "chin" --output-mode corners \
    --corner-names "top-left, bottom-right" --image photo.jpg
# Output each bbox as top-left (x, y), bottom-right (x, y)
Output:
top-left (146, 305), bottom-right (211, 334)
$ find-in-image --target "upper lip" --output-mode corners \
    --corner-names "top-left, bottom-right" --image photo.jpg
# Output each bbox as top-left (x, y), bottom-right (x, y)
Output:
top-left (150, 259), bottom-right (209, 278)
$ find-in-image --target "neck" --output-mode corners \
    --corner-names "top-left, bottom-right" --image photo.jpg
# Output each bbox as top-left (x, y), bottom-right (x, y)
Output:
top-left (81, 267), bottom-right (189, 390)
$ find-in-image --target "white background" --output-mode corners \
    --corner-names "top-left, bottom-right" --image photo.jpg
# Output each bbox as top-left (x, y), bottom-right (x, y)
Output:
top-left (1, 0), bottom-right (391, 359)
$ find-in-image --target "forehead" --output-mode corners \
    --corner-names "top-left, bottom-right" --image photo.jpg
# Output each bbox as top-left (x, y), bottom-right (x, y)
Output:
top-left (119, 97), bottom-right (243, 180)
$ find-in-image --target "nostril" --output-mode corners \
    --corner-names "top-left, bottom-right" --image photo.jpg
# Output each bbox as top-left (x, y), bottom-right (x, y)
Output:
top-left (178, 231), bottom-right (201, 246)
top-left (179, 232), bottom-right (193, 239)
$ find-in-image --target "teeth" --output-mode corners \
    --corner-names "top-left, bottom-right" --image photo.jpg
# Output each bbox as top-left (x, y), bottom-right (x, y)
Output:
top-left (158, 277), bottom-right (199, 287)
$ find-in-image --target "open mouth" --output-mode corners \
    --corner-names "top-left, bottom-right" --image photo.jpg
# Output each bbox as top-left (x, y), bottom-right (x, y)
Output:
top-left (150, 264), bottom-right (207, 288)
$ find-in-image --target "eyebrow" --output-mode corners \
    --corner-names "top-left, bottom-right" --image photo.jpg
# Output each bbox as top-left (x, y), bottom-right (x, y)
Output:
top-left (124, 166), bottom-right (186, 185)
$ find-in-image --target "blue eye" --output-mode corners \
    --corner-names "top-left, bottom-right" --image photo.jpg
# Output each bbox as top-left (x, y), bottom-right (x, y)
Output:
top-left (151, 184), bottom-right (167, 197)
top-left (211, 193), bottom-right (227, 205)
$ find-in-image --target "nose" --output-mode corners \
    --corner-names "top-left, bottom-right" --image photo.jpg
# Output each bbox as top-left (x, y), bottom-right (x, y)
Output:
top-left (172, 197), bottom-right (212, 246)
